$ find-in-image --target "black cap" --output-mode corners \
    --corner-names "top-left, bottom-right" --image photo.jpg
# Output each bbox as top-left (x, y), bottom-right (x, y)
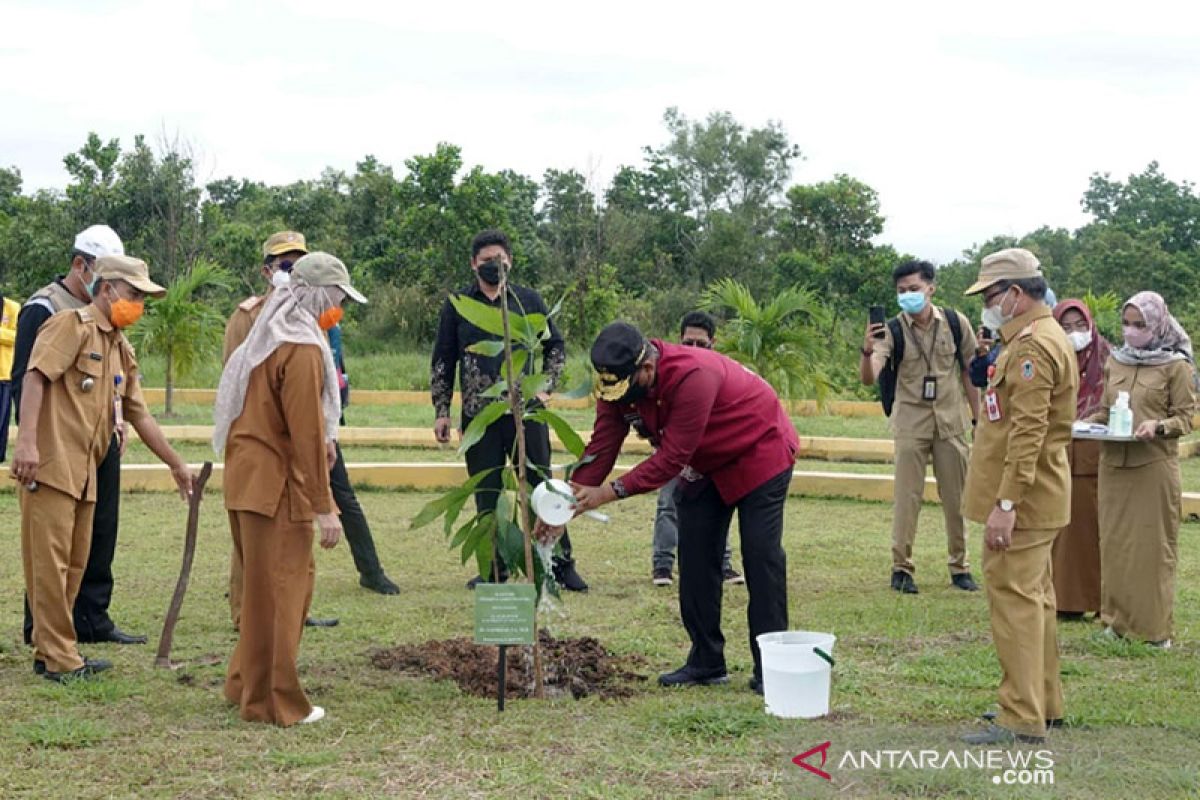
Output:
top-left (590, 321), bottom-right (648, 401)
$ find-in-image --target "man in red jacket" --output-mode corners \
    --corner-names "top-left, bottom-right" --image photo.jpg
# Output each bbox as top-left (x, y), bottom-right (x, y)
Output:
top-left (567, 321), bottom-right (798, 692)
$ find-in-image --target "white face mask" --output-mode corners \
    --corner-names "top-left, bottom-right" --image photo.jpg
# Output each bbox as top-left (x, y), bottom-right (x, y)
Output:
top-left (1067, 330), bottom-right (1092, 352)
top-left (981, 287), bottom-right (1014, 332)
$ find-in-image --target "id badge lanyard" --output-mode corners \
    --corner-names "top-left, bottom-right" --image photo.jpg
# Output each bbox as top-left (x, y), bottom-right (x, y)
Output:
top-left (910, 318), bottom-right (940, 402)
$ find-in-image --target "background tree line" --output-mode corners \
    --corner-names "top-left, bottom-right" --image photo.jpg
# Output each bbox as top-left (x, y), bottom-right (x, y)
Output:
top-left (2, 110), bottom-right (1198, 398)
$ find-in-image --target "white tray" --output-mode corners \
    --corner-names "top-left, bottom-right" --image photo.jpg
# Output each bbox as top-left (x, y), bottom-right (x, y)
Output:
top-left (1071, 431), bottom-right (1138, 442)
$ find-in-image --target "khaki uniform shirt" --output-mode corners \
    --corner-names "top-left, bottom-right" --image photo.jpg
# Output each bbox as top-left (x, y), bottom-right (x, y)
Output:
top-left (222, 294), bottom-right (266, 362)
top-left (1087, 357), bottom-right (1195, 468)
top-left (963, 304), bottom-right (1078, 529)
top-left (870, 305), bottom-right (976, 439)
top-left (223, 343), bottom-right (334, 520)
top-left (26, 304), bottom-right (150, 501)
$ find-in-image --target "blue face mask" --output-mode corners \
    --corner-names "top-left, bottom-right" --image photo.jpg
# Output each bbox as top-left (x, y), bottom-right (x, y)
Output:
top-left (897, 291), bottom-right (927, 315)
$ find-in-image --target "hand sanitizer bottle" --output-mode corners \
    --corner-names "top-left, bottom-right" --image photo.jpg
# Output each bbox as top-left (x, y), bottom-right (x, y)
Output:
top-left (1109, 391), bottom-right (1133, 437)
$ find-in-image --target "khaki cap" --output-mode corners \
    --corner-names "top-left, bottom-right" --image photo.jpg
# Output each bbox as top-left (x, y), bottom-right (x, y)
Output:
top-left (292, 252), bottom-right (368, 304)
top-left (262, 231), bottom-right (308, 258)
top-left (965, 247), bottom-right (1043, 295)
top-left (94, 255), bottom-right (166, 298)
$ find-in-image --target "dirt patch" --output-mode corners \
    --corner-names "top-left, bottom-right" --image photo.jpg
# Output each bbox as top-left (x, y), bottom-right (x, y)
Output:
top-left (369, 631), bottom-right (646, 699)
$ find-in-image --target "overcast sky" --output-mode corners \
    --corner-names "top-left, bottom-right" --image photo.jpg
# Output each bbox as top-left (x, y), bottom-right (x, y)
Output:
top-left (4, 0), bottom-right (1199, 262)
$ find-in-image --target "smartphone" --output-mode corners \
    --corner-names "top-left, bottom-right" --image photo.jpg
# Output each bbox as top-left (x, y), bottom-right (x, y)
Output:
top-left (869, 305), bottom-right (886, 338)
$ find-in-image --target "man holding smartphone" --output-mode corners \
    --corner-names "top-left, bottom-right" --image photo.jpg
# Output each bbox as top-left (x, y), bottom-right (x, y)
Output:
top-left (860, 259), bottom-right (980, 594)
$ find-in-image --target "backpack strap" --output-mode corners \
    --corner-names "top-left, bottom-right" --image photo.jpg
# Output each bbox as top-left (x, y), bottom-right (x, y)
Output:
top-left (943, 307), bottom-right (966, 371)
top-left (887, 317), bottom-right (905, 367)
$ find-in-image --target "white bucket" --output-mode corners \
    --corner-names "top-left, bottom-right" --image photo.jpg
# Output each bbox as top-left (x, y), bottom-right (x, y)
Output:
top-left (756, 631), bottom-right (836, 719)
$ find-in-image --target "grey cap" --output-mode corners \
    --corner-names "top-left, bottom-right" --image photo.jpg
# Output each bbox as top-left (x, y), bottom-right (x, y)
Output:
top-left (292, 252), bottom-right (367, 304)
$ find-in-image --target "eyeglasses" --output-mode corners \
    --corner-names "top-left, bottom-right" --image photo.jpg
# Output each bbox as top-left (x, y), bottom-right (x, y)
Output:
top-left (982, 286), bottom-right (1009, 306)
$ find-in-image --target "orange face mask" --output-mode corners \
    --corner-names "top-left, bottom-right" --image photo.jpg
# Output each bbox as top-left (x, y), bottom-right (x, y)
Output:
top-left (110, 298), bottom-right (145, 329)
top-left (318, 305), bottom-right (343, 331)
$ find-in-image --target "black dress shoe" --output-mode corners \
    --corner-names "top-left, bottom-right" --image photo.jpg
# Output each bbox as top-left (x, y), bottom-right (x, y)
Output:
top-left (305, 617), bottom-right (340, 628)
top-left (44, 658), bottom-right (112, 683)
top-left (466, 572), bottom-right (509, 589)
top-left (748, 676), bottom-right (763, 695)
top-left (33, 659), bottom-right (46, 676)
top-left (951, 572), bottom-right (979, 592)
top-left (891, 570), bottom-right (918, 594)
top-left (658, 664), bottom-right (729, 687)
top-left (552, 560), bottom-right (589, 593)
top-left (1057, 610), bottom-right (1087, 621)
top-left (101, 627), bottom-right (148, 645)
top-left (360, 573), bottom-right (400, 595)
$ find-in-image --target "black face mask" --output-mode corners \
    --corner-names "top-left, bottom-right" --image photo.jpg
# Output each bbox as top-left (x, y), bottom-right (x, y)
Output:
top-left (618, 374), bottom-right (650, 404)
top-left (477, 258), bottom-right (503, 286)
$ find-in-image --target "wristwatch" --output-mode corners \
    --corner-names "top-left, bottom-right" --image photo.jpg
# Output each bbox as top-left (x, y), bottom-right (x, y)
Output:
top-left (997, 499), bottom-right (1014, 512)
top-left (1156, 421), bottom-right (1167, 437)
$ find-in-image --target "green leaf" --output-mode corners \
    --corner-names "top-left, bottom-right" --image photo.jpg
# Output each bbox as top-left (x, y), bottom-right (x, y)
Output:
top-left (496, 516), bottom-right (527, 579)
top-left (481, 380), bottom-right (508, 399)
top-left (521, 373), bottom-right (549, 399)
top-left (525, 460), bottom-right (550, 483)
top-left (563, 452), bottom-right (597, 481)
top-left (511, 312), bottom-right (547, 343)
top-left (462, 513), bottom-right (495, 566)
top-left (466, 340), bottom-right (506, 357)
top-left (558, 377), bottom-right (595, 400)
top-left (530, 408), bottom-right (586, 459)
top-left (449, 515), bottom-right (480, 549)
top-left (409, 493), bottom-right (456, 531)
top-left (457, 401), bottom-right (509, 455)
top-left (473, 533), bottom-right (494, 578)
top-left (508, 348), bottom-right (529, 378)
top-left (410, 468), bottom-right (496, 531)
top-left (450, 294), bottom-right (506, 337)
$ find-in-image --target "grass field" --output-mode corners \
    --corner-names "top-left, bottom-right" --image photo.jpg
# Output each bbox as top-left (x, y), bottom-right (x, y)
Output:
top-left (0, 489), bottom-right (1197, 798)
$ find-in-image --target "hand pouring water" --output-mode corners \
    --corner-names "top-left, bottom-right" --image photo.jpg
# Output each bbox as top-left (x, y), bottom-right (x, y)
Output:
top-left (530, 478), bottom-right (610, 526)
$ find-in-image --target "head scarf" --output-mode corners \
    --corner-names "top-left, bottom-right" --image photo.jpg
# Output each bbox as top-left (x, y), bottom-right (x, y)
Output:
top-left (1053, 299), bottom-right (1111, 418)
top-left (1111, 291), bottom-right (1194, 367)
top-left (212, 278), bottom-right (342, 454)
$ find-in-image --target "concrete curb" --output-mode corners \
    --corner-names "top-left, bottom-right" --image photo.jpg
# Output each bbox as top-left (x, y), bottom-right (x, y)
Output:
top-left (9, 461), bottom-right (1198, 521)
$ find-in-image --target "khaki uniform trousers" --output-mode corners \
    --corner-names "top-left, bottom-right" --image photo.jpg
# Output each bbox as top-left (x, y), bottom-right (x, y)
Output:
top-left (982, 527), bottom-right (1063, 738)
top-left (20, 484), bottom-right (94, 673)
top-left (892, 433), bottom-right (970, 575)
top-left (224, 506), bottom-right (316, 726)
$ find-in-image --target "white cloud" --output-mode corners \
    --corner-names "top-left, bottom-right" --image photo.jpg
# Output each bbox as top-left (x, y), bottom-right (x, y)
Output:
top-left (3, 0), bottom-right (1199, 262)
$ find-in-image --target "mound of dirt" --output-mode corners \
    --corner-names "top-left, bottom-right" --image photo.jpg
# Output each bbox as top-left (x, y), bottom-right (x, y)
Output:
top-left (370, 631), bottom-right (646, 699)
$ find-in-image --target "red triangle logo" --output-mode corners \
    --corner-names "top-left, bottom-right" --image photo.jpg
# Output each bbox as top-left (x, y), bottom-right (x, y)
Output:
top-left (793, 741), bottom-right (832, 781)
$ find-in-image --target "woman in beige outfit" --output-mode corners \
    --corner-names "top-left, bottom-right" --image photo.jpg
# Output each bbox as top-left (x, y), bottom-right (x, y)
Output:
top-left (1087, 291), bottom-right (1195, 647)
top-left (1052, 300), bottom-right (1111, 620)
top-left (214, 252), bottom-right (366, 725)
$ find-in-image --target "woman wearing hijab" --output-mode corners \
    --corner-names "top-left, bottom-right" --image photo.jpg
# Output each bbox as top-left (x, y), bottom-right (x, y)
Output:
top-left (214, 251), bottom-right (367, 726)
top-left (1051, 300), bottom-right (1111, 620)
top-left (1086, 291), bottom-right (1195, 647)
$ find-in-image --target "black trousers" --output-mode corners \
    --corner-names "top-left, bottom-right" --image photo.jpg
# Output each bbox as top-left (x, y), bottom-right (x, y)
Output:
top-left (329, 442), bottom-right (387, 579)
top-left (463, 413), bottom-right (574, 574)
top-left (0, 380), bottom-right (11, 463)
top-left (24, 434), bottom-right (122, 643)
top-left (677, 467), bottom-right (791, 680)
